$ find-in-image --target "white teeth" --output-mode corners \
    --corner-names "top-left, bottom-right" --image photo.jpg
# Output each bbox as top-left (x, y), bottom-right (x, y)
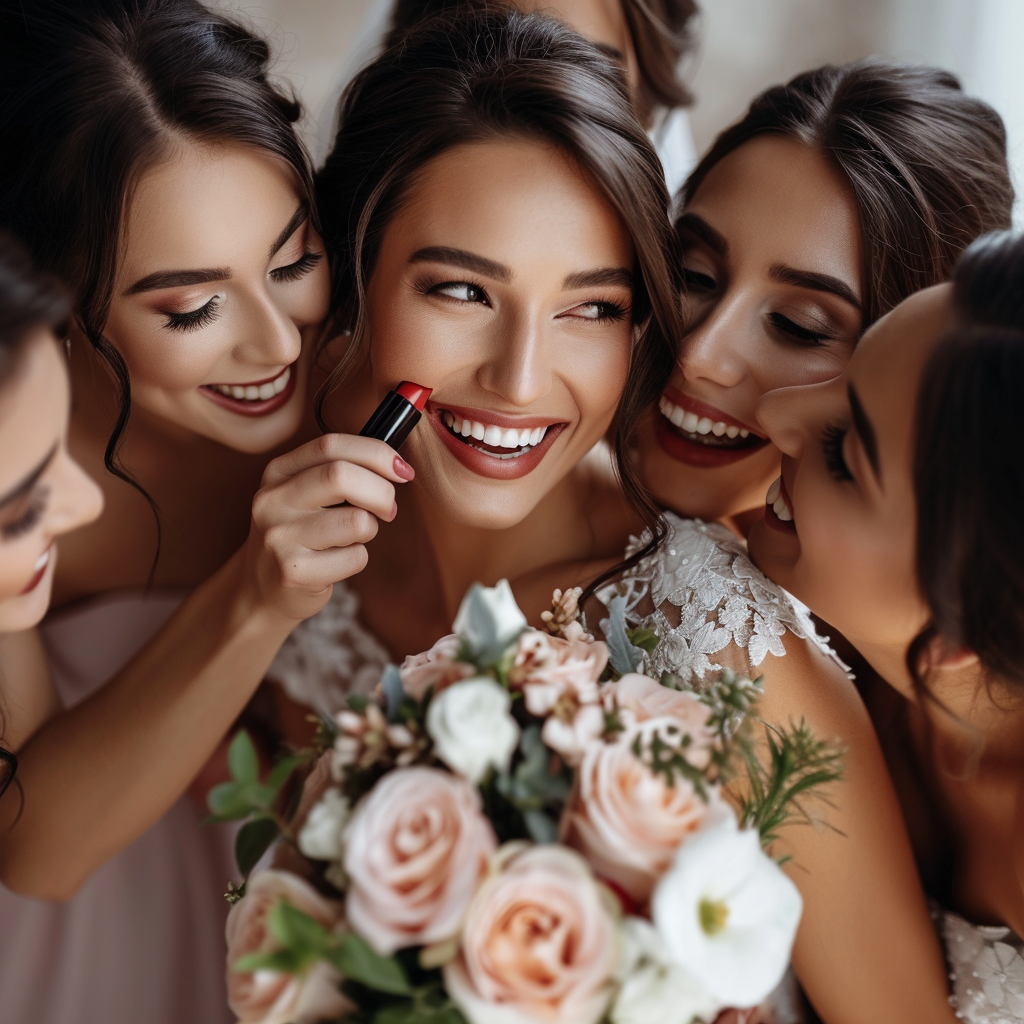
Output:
top-left (258, 382), bottom-right (275, 400)
top-left (773, 497), bottom-right (793, 522)
top-left (681, 411), bottom-right (700, 432)
top-left (659, 394), bottom-right (757, 446)
top-left (725, 425), bottom-right (739, 439)
top-left (695, 416), bottom-right (713, 435)
top-left (670, 406), bottom-right (685, 428)
top-left (441, 410), bottom-right (551, 451)
top-left (231, 386), bottom-right (245, 399)
top-left (209, 365), bottom-right (291, 403)
top-left (34, 548), bottom-right (50, 572)
top-left (711, 421), bottom-right (726, 437)
top-left (245, 385), bottom-right (260, 400)
top-left (739, 429), bottom-right (750, 438)
top-left (274, 367), bottom-right (290, 394)
top-left (766, 477), bottom-right (781, 505)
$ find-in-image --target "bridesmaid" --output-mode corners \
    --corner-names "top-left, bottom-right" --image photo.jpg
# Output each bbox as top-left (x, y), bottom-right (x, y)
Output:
top-left (749, 229), bottom-right (1024, 1024)
top-left (637, 60), bottom-right (1012, 535)
top-left (0, 2), bottom-right (403, 1022)
top-left (0, 233), bottom-right (102, 743)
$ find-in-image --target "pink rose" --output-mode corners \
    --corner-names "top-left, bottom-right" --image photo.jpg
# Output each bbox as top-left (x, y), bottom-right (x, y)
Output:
top-left (399, 634), bottom-right (475, 701)
top-left (561, 718), bottom-right (729, 905)
top-left (344, 766), bottom-right (497, 955)
top-left (602, 675), bottom-right (716, 768)
top-left (225, 869), bottom-right (350, 1024)
top-left (509, 632), bottom-right (608, 713)
top-left (444, 843), bottom-right (618, 1024)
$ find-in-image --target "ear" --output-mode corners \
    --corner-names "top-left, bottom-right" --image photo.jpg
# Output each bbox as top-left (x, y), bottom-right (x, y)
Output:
top-left (918, 633), bottom-right (980, 673)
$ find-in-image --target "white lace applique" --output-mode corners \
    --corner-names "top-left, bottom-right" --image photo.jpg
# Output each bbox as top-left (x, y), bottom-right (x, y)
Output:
top-left (935, 904), bottom-right (1024, 1023)
top-left (597, 513), bottom-right (847, 687)
top-left (268, 581), bottom-right (391, 715)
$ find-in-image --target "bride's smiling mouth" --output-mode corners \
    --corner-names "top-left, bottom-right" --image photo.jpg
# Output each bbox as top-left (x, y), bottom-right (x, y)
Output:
top-left (199, 363), bottom-right (297, 417)
top-left (654, 385), bottom-right (770, 468)
top-left (428, 402), bottom-right (568, 480)
top-left (764, 473), bottom-right (797, 533)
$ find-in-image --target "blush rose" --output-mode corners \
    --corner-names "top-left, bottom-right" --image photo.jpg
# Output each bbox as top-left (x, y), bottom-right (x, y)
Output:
top-left (344, 766), bottom-right (497, 955)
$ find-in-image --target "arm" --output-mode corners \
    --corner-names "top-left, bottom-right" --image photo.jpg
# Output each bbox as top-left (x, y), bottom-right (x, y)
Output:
top-left (753, 641), bottom-right (956, 1024)
top-left (0, 629), bottom-right (59, 750)
top-left (0, 434), bottom-right (408, 900)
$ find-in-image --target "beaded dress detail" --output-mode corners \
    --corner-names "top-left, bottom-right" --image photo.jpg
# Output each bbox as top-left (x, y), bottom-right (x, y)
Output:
top-left (936, 905), bottom-right (1024, 1023)
top-left (269, 580), bottom-right (391, 715)
top-left (597, 513), bottom-right (847, 686)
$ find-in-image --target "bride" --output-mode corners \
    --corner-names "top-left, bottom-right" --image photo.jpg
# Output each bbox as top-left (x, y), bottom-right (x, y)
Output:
top-left (748, 229), bottom-right (1024, 1024)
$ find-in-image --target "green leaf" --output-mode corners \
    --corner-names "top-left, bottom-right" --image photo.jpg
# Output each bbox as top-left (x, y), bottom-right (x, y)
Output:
top-left (625, 627), bottom-right (659, 654)
top-left (267, 755), bottom-right (303, 794)
top-left (331, 933), bottom-right (412, 996)
top-left (206, 780), bottom-right (257, 821)
top-left (269, 900), bottom-right (332, 954)
top-left (232, 948), bottom-right (305, 974)
top-left (600, 596), bottom-right (644, 677)
top-left (523, 809), bottom-right (559, 843)
top-left (234, 816), bottom-right (279, 878)
top-left (228, 729), bottom-right (260, 784)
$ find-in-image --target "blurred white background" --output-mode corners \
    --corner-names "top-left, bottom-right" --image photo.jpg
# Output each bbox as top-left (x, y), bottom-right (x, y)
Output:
top-left (211, 0), bottom-right (1023, 219)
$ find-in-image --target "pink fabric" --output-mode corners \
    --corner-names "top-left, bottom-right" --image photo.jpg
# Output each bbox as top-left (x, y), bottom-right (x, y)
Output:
top-left (0, 590), bottom-right (236, 1024)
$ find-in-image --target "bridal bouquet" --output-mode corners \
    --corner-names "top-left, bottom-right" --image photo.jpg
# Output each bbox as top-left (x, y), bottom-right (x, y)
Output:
top-left (214, 582), bottom-right (842, 1024)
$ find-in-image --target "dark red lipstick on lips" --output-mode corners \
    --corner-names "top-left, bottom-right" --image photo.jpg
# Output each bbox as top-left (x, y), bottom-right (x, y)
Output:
top-left (359, 381), bottom-right (431, 450)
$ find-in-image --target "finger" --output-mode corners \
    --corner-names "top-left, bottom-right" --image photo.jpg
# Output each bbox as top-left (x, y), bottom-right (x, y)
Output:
top-left (278, 545), bottom-right (371, 592)
top-left (262, 433), bottom-right (413, 489)
top-left (276, 506), bottom-right (381, 554)
top-left (258, 460), bottom-right (397, 523)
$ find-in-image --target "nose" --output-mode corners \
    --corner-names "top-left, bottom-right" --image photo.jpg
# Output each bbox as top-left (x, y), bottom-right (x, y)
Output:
top-left (49, 450), bottom-right (104, 538)
top-left (476, 309), bottom-right (553, 408)
top-left (233, 290), bottom-right (304, 369)
top-left (756, 377), bottom-right (842, 459)
top-left (679, 294), bottom-right (751, 390)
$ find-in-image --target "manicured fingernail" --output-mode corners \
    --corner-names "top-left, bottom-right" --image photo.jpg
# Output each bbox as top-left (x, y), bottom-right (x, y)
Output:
top-left (389, 500), bottom-right (398, 521)
top-left (393, 455), bottom-right (415, 481)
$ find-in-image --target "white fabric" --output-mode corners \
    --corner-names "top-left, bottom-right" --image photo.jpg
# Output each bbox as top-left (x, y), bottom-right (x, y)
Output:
top-left (312, 0), bottom-right (698, 196)
top-left (0, 590), bottom-right (236, 1024)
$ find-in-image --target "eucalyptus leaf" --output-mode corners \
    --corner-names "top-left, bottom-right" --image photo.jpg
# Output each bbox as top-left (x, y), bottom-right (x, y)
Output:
top-left (234, 816), bottom-right (279, 879)
top-left (206, 781), bottom-right (257, 821)
top-left (227, 729), bottom-right (260, 784)
top-left (332, 934), bottom-right (412, 996)
top-left (381, 665), bottom-right (405, 723)
top-left (625, 627), bottom-right (659, 655)
top-left (523, 809), bottom-right (559, 844)
top-left (267, 755), bottom-right (303, 794)
top-left (232, 948), bottom-right (305, 974)
top-left (601, 596), bottom-right (644, 677)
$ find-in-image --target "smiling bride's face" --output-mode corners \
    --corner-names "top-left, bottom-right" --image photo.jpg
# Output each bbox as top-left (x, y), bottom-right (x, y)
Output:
top-left (98, 142), bottom-right (331, 454)
top-left (346, 137), bottom-right (636, 530)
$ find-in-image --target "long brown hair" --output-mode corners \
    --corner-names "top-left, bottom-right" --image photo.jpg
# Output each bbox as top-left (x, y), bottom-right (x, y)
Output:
top-left (681, 60), bottom-right (1014, 327)
top-left (317, 6), bottom-right (682, 559)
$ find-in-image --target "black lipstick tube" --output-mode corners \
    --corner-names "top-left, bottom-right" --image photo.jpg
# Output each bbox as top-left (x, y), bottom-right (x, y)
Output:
top-left (358, 381), bottom-right (431, 451)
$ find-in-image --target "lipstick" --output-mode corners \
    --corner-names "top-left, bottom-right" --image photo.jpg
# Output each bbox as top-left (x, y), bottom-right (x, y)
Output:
top-left (360, 381), bottom-right (431, 450)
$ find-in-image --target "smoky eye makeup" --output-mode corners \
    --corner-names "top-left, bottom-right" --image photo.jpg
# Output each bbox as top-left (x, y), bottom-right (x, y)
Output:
top-left (161, 297), bottom-right (222, 333)
top-left (1, 486), bottom-right (50, 541)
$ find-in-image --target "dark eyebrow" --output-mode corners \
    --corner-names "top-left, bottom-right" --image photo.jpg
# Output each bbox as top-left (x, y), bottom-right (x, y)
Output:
top-left (0, 445), bottom-right (58, 509)
top-left (848, 383), bottom-right (881, 483)
top-left (409, 246), bottom-right (511, 283)
top-left (563, 267), bottom-right (634, 291)
top-left (124, 267), bottom-right (231, 296)
top-left (676, 212), bottom-right (728, 257)
top-left (268, 204), bottom-right (309, 260)
top-left (123, 204), bottom-right (309, 297)
top-left (769, 264), bottom-right (862, 313)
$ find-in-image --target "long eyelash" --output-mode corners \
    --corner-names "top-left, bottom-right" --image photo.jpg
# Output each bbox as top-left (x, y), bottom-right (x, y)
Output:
top-left (821, 423), bottom-right (853, 481)
top-left (417, 279), bottom-right (489, 304)
top-left (2, 489), bottom-right (48, 540)
top-left (270, 250), bottom-right (324, 284)
top-left (681, 267), bottom-right (715, 291)
top-left (587, 301), bottom-right (630, 322)
top-left (163, 298), bottom-right (220, 333)
top-left (768, 312), bottom-right (831, 345)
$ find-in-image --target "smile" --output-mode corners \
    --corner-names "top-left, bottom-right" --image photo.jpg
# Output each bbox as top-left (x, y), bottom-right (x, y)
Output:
top-left (764, 475), bottom-right (797, 533)
top-left (654, 387), bottom-right (769, 468)
top-left (199, 364), bottom-right (297, 417)
top-left (20, 543), bottom-right (54, 595)
top-left (429, 403), bottom-right (566, 481)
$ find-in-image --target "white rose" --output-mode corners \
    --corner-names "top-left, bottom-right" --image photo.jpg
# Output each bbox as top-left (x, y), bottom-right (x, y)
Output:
top-left (652, 818), bottom-right (802, 1009)
top-left (426, 678), bottom-right (520, 783)
top-left (611, 917), bottom-right (719, 1024)
top-left (453, 579), bottom-right (528, 663)
top-left (297, 789), bottom-right (351, 862)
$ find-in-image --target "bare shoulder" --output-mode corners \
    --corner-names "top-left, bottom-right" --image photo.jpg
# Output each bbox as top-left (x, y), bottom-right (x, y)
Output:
top-left (0, 629), bottom-right (59, 749)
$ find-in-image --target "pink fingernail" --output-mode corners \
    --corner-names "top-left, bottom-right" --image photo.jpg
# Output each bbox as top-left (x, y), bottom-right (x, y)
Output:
top-left (393, 455), bottom-right (415, 481)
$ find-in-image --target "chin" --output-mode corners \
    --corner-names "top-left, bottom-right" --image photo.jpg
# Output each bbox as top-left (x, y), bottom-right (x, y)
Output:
top-left (0, 576), bottom-right (55, 633)
top-left (422, 478), bottom-right (546, 532)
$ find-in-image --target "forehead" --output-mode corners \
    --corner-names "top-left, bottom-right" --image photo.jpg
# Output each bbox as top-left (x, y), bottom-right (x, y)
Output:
top-left (117, 143), bottom-right (302, 279)
top-left (687, 134), bottom-right (864, 295)
top-left (851, 283), bottom-right (954, 466)
top-left (392, 139), bottom-right (634, 269)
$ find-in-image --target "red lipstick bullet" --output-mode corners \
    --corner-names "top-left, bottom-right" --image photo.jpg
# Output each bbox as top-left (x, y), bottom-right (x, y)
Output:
top-left (359, 381), bottom-right (431, 450)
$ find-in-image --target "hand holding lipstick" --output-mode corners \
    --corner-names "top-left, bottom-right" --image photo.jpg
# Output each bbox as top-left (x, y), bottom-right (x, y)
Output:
top-left (234, 383), bottom-right (429, 626)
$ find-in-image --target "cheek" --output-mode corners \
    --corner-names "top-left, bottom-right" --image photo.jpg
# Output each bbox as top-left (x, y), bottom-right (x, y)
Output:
top-left (278, 266), bottom-right (331, 329)
top-left (0, 540), bottom-right (46, 607)
top-left (565, 333), bottom-right (631, 432)
top-left (749, 343), bottom-right (855, 396)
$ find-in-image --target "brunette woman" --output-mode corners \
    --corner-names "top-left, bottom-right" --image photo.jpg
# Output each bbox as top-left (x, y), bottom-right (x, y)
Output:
top-left (0, 2), bottom-right (404, 1021)
top-left (749, 229), bottom-right (1024, 1024)
top-left (640, 61), bottom-right (1012, 533)
top-left (274, 8), bottom-right (958, 1023)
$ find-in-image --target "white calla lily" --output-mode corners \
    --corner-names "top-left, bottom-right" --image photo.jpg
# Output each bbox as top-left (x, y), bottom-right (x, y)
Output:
top-left (453, 579), bottom-right (528, 664)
